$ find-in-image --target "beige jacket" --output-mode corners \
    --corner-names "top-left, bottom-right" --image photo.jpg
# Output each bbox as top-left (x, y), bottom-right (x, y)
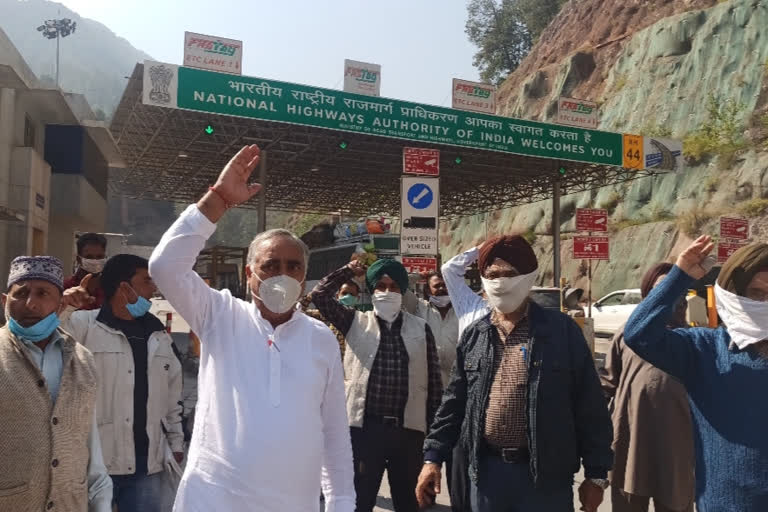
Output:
top-left (344, 310), bottom-right (429, 433)
top-left (0, 326), bottom-right (97, 511)
top-left (599, 330), bottom-right (695, 510)
top-left (61, 309), bottom-right (184, 475)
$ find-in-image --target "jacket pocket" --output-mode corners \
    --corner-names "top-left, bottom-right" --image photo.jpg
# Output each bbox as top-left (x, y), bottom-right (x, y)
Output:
top-left (97, 421), bottom-right (117, 471)
top-left (0, 482), bottom-right (29, 497)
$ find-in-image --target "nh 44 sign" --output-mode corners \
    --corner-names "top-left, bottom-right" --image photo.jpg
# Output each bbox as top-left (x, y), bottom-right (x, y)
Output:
top-left (720, 217), bottom-right (749, 241)
top-left (575, 208), bottom-right (608, 232)
top-left (401, 257), bottom-right (438, 274)
top-left (718, 241), bottom-right (749, 263)
top-left (573, 236), bottom-right (610, 260)
top-left (403, 148), bottom-right (440, 176)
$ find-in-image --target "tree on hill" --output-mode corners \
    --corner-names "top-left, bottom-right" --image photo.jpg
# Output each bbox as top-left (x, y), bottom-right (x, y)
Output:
top-left (466, 0), bottom-right (566, 84)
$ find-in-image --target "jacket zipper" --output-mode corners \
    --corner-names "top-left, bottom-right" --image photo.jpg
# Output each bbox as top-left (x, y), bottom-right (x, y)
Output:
top-left (527, 328), bottom-right (539, 482)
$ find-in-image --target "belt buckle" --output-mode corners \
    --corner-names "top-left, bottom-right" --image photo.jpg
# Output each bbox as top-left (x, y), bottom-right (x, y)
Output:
top-left (383, 416), bottom-right (399, 427)
top-left (501, 448), bottom-right (519, 464)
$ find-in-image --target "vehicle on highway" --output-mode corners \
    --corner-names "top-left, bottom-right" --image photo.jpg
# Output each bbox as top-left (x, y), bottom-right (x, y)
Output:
top-left (530, 287), bottom-right (584, 314)
top-left (591, 288), bottom-right (642, 336)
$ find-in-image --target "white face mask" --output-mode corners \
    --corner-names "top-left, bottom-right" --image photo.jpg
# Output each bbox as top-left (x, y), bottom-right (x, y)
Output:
top-left (481, 270), bottom-right (538, 314)
top-left (253, 273), bottom-right (303, 314)
top-left (429, 295), bottom-right (451, 308)
top-left (80, 258), bottom-right (106, 274)
top-left (372, 291), bottom-right (403, 323)
top-left (715, 284), bottom-right (768, 349)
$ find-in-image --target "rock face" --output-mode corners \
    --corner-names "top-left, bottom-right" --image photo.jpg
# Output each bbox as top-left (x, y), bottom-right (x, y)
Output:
top-left (443, 0), bottom-right (768, 298)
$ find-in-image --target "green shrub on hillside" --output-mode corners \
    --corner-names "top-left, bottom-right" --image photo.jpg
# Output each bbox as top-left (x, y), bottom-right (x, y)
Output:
top-left (677, 208), bottom-right (715, 237)
top-left (738, 198), bottom-right (768, 217)
top-left (683, 95), bottom-right (747, 164)
top-left (638, 119), bottom-right (673, 138)
top-left (523, 228), bottom-right (537, 245)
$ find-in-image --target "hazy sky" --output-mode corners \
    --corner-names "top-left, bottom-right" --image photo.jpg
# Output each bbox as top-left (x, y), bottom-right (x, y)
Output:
top-left (59, 0), bottom-right (480, 107)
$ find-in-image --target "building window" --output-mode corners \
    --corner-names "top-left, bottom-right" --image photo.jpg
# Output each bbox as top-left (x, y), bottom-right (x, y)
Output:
top-left (24, 115), bottom-right (36, 147)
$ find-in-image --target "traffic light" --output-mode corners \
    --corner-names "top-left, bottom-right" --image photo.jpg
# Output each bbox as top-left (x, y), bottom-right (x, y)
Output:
top-left (454, 156), bottom-right (462, 165)
top-left (204, 124), bottom-right (214, 135)
top-left (339, 140), bottom-right (348, 150)
top-left (558, 166), bottom-right (566, 176)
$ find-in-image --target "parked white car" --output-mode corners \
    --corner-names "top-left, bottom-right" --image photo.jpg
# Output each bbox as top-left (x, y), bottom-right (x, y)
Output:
top-left (591, 288), bottom-right (643, 336)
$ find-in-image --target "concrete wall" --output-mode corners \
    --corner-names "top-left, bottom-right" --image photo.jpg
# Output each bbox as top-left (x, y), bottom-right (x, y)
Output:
top-left (7, 147), bottom-right (51, 254)
top-left (0, 88), bottom-right (16, 288)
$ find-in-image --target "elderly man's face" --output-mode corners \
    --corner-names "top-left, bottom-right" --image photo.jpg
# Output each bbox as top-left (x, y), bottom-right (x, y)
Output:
top-left (2, 280), bottom-right (61, 327)
top-left (374, 275), bottom-right (401, 294)
top-left (246, 236), bottom-right (306, 297)
top-left (745, 270), bottom-right (768, 302)
top-left (482, 258), bottom-right (520, 280)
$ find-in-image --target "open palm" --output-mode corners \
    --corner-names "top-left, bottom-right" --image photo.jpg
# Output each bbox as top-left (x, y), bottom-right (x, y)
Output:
top-left (213, 145), bottom-right (262, 205)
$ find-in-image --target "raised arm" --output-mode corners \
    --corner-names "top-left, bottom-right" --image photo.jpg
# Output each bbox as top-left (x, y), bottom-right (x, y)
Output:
top-left (441, 247), bottom-right (486, 333)
top-left (311, 264), bottom-right (360, 336)
top-left (149, 145), bottom-right (262, 337)
top-left (623, 236), bottom-right (715, 384)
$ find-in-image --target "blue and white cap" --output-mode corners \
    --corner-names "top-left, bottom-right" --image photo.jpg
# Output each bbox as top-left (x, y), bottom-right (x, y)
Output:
top-left (7, 256), bottom-right (64, 291)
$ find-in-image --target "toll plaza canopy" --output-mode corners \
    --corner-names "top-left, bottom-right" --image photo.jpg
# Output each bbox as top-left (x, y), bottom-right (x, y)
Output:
top-left (110, 60), bottom-right (682, 218)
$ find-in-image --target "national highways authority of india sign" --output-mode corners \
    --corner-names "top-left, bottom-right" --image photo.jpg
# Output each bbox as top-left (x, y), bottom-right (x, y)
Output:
top-left (143, 60), bottom-right (668, 168)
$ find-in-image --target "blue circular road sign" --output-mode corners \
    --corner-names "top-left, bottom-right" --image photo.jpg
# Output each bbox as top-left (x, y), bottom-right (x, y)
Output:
top-left (407, 183), bottom-right (434, 210)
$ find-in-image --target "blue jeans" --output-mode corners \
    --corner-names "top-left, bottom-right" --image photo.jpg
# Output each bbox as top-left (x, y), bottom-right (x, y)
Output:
top-left (470, 456), bottom-right (573, 512)
top-left (111, 456), bottom-right (165, 512)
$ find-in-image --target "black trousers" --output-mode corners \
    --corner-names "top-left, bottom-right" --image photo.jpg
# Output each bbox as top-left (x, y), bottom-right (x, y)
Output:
top-left (450, 444), bottom-right (472, 512)
top-left (351, 423), bottom-right (424, 512)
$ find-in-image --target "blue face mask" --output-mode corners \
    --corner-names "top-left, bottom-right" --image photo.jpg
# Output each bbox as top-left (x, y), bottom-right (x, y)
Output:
top-left (124, 287), bottom-right (152, 318)
top-left (338, 294), bottom-right (358, 307)
top-left (8, 313), bottom-right (61, 342)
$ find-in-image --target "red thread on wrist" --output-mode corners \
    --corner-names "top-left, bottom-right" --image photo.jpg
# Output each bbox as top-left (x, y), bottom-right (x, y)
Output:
top-left (208, 186), bottom-right (233, 209)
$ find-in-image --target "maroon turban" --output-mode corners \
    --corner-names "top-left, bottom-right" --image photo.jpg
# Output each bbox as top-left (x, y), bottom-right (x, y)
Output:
top-left (640, 262), bottom-right (674, 298)
top-left (478, 235), bottom-right (538, 274)
top-left (717, 243), bottom-right (768, 296)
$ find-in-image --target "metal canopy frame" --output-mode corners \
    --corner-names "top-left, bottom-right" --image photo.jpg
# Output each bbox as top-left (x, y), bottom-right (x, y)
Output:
top-left (110, 64), bottom-right (665, 219)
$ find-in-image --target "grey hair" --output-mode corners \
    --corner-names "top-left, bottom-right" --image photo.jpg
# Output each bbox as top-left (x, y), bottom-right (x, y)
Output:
top-left (247, 229), bottom-right (310, 274)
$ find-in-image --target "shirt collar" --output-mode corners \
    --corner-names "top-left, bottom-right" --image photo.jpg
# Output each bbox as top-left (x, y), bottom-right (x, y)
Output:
top-left (249, 301), bottom-right (302, 332)
top-left (19, 329), bottom-right (63, 350)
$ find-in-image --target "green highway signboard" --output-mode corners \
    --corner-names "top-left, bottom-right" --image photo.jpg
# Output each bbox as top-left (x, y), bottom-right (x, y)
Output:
top-left (144, 60), bottom-right (628, 167)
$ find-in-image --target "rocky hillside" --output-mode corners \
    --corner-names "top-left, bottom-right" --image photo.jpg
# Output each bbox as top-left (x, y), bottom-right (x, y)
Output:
top-left (0, 0), bottom-right (151, 116)
top-left (443, 0), bottom-right (768, 297)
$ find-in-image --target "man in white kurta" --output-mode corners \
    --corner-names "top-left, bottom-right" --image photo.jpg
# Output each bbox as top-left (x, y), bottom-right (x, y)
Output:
top-left (149, 145), bottom-right (355, 512)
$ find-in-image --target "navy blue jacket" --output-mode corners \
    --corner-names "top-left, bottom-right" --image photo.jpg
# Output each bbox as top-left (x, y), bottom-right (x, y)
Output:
top-left (423, 302), bottom-right (613, 489)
